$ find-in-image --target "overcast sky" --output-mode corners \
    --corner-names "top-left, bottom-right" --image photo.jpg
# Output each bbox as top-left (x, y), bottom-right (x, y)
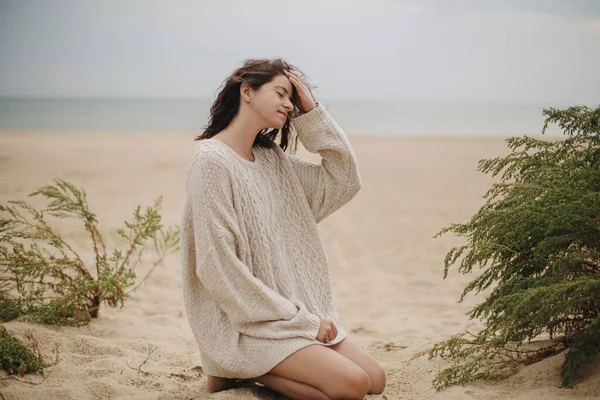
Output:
top-left (1, 0), bottom-right (599, 103)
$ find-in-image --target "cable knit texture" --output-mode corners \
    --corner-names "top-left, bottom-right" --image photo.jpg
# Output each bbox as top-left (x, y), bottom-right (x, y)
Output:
top-left (180, 102), bottom-right (362, 378)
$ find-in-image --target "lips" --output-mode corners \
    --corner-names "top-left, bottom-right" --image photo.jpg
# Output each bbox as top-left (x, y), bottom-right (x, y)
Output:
top-left (277, 111), bottom-right (287, 119)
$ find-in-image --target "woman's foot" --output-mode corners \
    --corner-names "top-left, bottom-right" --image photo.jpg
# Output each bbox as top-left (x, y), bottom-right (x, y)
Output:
top-left (206, 376), bottom-right (237, 393)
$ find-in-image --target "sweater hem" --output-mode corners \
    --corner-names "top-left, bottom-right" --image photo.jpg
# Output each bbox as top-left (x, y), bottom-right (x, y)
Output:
top-left (200, 331), bottom-right (348, 379)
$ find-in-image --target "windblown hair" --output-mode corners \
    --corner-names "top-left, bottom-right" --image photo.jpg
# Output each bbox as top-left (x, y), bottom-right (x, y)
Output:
top-left (195, 58), bottom-right (316, 153)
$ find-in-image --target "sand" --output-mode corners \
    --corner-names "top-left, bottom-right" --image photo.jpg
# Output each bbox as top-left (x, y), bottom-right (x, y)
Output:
top-left (0, 131), bottom-right (598, 399)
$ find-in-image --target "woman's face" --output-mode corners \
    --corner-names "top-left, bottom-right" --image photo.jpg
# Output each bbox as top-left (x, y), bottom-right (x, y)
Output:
top-left (250, 74), bottom-right (295, 129)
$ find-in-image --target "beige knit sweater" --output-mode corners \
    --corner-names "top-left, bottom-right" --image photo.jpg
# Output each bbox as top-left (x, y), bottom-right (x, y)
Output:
top-left (180, 102), bottom-right (362, 379)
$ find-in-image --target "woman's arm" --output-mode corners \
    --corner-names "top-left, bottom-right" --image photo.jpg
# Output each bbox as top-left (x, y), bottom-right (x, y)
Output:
top-left (287, 102), bottom-right (362, 224)
top-left (198, 236), bottom-right (321, 339)
top-left (185, 153), bottom-right (322, 340)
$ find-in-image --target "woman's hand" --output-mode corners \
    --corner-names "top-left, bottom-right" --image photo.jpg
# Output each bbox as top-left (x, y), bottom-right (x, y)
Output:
top-left (284, 69), bottom-right (317, 114)
top-left (316, 318), bottom-right (338, 343)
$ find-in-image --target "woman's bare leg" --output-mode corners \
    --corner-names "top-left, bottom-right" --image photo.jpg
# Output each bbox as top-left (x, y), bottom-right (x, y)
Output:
top-left (207, 374), bottom-right (330, 399)
top-left (329, 338), bottom-right (386, 394)
top-left (252, 374), bottom-right (331, 400)
top-left (252, 338), bottom-right (385, 398)
top-left (267, 344), bottom-right (371, 400)
top-left (206, 338), bottom-right (385, 398)
top-left (206, 376), bottom-right (237, 393)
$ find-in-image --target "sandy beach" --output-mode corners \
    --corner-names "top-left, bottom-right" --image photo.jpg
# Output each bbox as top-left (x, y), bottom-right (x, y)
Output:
top-left (0, 131), bottom-right (598, 400)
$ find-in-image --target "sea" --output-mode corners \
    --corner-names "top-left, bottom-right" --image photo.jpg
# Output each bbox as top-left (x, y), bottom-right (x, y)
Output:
top-left (0, 97), bottom-right (588, 137)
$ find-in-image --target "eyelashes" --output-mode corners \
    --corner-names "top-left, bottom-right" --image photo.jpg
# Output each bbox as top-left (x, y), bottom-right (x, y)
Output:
top-left (277, 92), bottom-right (292, 100)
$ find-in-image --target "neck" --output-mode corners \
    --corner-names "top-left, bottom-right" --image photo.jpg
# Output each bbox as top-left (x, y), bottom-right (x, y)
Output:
top-left (215, 105), bottom-right (267, 158)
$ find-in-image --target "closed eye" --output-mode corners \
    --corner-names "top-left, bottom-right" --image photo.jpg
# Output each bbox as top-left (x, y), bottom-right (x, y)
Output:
top-left (275, 86), bottom-right (292, 100)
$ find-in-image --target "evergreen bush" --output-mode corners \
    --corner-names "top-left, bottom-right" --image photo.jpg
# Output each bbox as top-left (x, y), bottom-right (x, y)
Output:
top-left (430, 105), bottom-right (600, 390)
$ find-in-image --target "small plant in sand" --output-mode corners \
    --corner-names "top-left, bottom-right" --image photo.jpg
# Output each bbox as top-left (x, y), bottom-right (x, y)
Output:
top-left (0, 325), bottom-right (59, 380)
top-left (0, 325), bottom-right (43, 375)
top-left (431, 105), bottom-right (600, 390)
top-left (0, 179), bottom-right (180, 326)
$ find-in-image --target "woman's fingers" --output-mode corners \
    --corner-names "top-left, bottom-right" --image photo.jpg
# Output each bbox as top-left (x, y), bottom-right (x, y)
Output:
top-left (284, 72), bottom-right (298, 88)
top-left (316, 318), bottom-right (339, 343)
top-left (328, 323), bottom-right (338, 342)
top-left (284, 69), bottom-right (316, 113)
top-left (283, 70), bottom-right (295, 81)
top-left (285, 70), bottom-right (302, 87)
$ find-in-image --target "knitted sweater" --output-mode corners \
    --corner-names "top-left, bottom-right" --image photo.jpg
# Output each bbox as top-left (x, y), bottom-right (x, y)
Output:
top-left (180, 102), bottom-right (362, 379)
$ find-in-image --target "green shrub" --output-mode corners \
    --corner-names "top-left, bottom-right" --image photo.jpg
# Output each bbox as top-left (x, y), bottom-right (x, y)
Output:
top-left (431, 105), bottom-right (600, 390)
top-left (0, 179), bottom-right (180, 326)
top-left (0, 325), bottom-right (43, 375)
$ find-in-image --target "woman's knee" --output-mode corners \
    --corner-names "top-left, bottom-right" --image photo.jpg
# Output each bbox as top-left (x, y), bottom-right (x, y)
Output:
top-left (327, 368), bottom-right (371, 400)
top-left (368, 365), bottom-right (386, 394)
top-left (268, 344), bottom-right (370, 399)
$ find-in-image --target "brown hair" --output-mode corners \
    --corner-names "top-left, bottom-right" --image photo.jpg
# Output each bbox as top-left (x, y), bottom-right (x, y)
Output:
top-left (194, 58), bottom-right (316, 153)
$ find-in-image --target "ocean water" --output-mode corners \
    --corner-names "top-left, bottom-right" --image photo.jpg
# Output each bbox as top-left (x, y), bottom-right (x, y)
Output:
top-left (0, 97), bottom-right (583, 137)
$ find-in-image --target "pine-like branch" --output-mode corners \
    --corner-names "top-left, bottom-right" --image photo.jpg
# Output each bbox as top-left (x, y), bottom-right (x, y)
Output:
top-left (431, 105), bottom-right (600, 390)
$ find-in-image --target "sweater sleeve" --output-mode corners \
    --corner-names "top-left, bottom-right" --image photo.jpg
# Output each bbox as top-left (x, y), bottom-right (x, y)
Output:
top-left (287, 102), bottom-right (362, 224)
top-left (186, 153), bottom-right (322, 340)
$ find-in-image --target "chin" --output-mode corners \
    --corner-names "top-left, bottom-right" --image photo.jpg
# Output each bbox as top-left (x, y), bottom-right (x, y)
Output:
top-left (269, 121), bottom-right (286, 130)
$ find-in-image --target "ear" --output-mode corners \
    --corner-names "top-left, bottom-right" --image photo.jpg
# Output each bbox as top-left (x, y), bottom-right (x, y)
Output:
top-left (240, 82), bottom-right (252, 103)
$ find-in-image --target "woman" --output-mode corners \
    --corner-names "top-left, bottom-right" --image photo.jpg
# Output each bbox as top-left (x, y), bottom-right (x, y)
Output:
top-left (180, 58), bottom-right (386, 399)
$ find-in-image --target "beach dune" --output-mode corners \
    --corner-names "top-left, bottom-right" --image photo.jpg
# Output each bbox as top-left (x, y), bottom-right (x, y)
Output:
top-left (0, 131), bottom-right (598, 399)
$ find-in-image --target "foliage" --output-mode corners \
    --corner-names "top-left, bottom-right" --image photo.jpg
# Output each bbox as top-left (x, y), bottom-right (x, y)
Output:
top-left (430, 106), bottom-right (600, 390)
top-left (0, 179), bottom-right (180, 326)
top-left (0, 325), bottom-right (43, 375)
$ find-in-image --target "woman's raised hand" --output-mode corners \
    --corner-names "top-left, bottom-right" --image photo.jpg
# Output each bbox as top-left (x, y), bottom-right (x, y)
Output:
top-left (284, 69), bottom-right (316, 114)
top-left (316, 318), bottom-right (338, 343)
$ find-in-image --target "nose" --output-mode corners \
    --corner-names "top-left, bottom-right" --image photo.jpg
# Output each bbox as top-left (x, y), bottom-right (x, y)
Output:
top-left (284, 98), bottom-right (293, 111)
